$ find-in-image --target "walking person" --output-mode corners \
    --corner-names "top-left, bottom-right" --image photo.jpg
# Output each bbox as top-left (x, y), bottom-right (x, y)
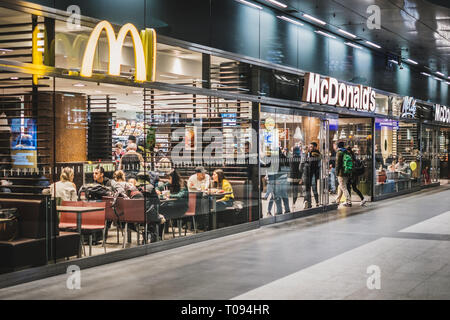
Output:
top-left (289, 146), bottom-right (302, 206)
top-left (346, 147), bottom-right (367, 206)
top-left (333, 141), bottom-right (352, 207)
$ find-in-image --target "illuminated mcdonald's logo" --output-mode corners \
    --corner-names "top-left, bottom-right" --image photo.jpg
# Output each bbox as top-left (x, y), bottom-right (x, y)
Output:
top-left (80, 20), bottom-right (156, 82)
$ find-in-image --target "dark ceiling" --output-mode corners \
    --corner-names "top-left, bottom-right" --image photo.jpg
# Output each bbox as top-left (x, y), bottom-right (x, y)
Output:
top-left (255, 0), bottom-right (450, 77)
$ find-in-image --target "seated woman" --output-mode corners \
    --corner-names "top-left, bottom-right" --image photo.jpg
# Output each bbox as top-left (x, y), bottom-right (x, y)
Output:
top-left (112, 170), bottom-right (143, 199)
top-left (156, 169), bottom-right (188, 219)
top-left (42, 167), bottom-right (77, 201)
top-left (212, 169), bottom-right (234, 212)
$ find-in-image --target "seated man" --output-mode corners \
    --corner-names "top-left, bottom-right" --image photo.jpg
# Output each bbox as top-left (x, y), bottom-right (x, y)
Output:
top-left (395, 156), bottom-right (410, 177)
top-left (187, 166), bottom-right (211, 192)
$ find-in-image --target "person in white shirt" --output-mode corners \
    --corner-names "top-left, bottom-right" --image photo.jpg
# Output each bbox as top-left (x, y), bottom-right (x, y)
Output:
top-left (187, 166), bottom-right (211, 192)
top-left (43, 167), bottom-right (77, 201)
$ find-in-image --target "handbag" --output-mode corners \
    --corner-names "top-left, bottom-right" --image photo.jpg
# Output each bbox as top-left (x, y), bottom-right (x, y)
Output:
top-left (0, 208), bottom-right (19, 241)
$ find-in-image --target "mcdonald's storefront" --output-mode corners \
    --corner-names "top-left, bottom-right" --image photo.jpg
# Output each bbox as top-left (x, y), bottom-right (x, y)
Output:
top-left (0, 1), bottom-right (449, 286)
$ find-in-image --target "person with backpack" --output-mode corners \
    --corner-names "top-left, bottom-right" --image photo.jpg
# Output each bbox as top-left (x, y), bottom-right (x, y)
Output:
top-left (333, 141), bottom-right (352, 207)
top-left (346, 147), bottom-right (367, 206)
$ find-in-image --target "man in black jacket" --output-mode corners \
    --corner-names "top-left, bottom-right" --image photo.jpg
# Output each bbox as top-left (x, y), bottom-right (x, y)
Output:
top-left (299, 142), bottom-right (321, 209)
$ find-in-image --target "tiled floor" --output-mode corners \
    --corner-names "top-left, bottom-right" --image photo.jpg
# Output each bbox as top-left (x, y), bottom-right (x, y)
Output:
top-left (0, 185), bottom-right (449, 299)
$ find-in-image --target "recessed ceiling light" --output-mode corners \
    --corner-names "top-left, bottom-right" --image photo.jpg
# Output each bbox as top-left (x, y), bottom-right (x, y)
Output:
top-left (406, 59), bottom-right (418, 65)
top-left (303, 14), bottom-right (326, 25)
top-left (365, 41), bottom-right (381, 49)
top-left (389, 59), bottom-right (399, 65)
top-left (345, 42), bottom-right (362, 50)
top-left (277, 15), bottom-right (304, 26)
top-left (132, 90), bottom-right (142, 94)
top-left (421, 72), bottom-right (431, 77)
top-left (315, 30), bottom-right (336, 39)
top-left (434, 77), bottom-right (442, 81)
top-left (436, 72), bottom-right (444, 76)
top-left (338, 29), bottom-right (357, 38)
top-left (10, 77), bottom-right (19, 80)
top-left (235, 0), bottom-right (263, 10)
top-left (73, 83), bottom-right (86, 87)
top-left (267, 0), bottom-right (287, 8)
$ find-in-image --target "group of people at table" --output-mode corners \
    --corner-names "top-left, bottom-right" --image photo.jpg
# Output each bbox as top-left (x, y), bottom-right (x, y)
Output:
top-left (43, 164), bottom-right (235, 237)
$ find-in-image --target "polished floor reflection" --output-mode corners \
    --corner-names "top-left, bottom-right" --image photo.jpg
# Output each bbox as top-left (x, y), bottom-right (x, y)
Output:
top-left (0, 185), bottom-right (449, 299)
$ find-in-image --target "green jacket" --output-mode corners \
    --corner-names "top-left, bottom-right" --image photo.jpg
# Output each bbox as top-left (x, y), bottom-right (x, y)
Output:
top-left (336, 148), bottom-right (349, 177)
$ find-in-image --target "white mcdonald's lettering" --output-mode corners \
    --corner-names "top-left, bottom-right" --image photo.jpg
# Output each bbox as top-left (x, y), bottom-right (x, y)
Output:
top-left (81, 20), bottom-right (155, 82)
top-left (302, 72), bottom-right (376, 112)
top-left (435, 104), bottom-right (450, 124)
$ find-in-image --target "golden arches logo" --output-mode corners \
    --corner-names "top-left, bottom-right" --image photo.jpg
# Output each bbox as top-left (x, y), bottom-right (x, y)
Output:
top-left (80, 20), bottom-right (156, 82)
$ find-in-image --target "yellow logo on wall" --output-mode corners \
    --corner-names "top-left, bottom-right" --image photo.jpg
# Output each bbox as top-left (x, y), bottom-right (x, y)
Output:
top-left (80, 20), bottom-right (156, 82)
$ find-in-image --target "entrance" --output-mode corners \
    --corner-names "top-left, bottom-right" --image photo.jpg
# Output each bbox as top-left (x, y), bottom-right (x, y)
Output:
top-left (259, 106), bottom-right (329, 216)
top-left (328, 117), bottom-right (373, 204)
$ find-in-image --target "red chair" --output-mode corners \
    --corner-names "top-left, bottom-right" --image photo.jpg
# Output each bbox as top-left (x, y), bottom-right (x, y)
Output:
top-left (182, 192), bottom-right (199, 236)
top-left (118, 198), bottom-right (146, 247)
top-left (103, 196), bottom-right (124, 244)
top-left (59, 200), bottom-right (78, 230)
top-left (59, 200), bottom-right (106, 256)
top-left (79, 201), bottom-right (106, 256)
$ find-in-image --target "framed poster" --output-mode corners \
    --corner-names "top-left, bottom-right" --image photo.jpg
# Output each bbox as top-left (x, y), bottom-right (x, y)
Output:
top-left (185, 125), bottom-right (197, 151)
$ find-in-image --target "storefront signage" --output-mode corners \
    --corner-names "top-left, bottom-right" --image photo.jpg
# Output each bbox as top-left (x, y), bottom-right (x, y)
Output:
top-left (401, 96), bottom-right (417, 118)
top-left (80, 20), bottom-right (156, 82)
top-left (264, 117), bottom-right (275, 130)
top-left (302, 72), bottom-right (376, 112)
top-left (435, 104), bottom-right (450, 124)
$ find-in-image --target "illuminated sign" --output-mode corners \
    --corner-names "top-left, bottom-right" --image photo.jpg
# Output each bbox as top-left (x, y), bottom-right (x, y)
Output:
top-left (302, 72), bottom-right (376, 112)
top-left (435, 104), bottom-right (450, 124)
top-left (81, 20), bottom-right (156, 82)
top-left (401, 96), bottom-right (417, 118)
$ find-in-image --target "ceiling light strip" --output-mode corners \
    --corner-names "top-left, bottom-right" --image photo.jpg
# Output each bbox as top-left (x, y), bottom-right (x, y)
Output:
top-left (267, 0), bottom-right (287, 8)
top-left (235, 0), bottom-right (263, 10)
top-left (303, 13), bottom-right (326, 25)
top-left (315, 30), bottom-right (336, 39)
top-left (338, 29), bottom-right (357, 38)
top-left (277, 15), bottom-right (304, 26)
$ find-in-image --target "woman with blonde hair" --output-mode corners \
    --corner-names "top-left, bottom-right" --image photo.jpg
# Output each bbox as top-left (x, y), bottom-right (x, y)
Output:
top-left (43, 167), bottom-right (77, 201)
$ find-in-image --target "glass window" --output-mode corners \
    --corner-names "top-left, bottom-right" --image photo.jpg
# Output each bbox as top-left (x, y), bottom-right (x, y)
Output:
top-left (329, 118), bottom-right (373, 203)
top-left (375, 120), bottom-right (420, 196)
top-left (421, 126), bottom-right (439, 185)
top-left (260, 106), bottom-right (326, 217)
top-left (438, 128), bottom-right (450, 180)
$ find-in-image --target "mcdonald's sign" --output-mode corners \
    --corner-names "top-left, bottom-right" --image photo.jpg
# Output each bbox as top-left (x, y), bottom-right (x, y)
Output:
top-left (80, 20), bottom-right (156, 82)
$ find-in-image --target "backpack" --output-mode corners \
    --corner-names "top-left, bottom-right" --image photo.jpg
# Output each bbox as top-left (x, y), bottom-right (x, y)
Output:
top-left (342, 151), bottom-right (353, 175)
top-left (353, 159), bottom-right (365, 176)
top-left (78, 183), bottom-right (113, 200)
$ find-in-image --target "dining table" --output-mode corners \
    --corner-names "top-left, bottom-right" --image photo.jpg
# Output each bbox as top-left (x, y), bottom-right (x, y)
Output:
top-left (202, 190), bottom-right (233, 230)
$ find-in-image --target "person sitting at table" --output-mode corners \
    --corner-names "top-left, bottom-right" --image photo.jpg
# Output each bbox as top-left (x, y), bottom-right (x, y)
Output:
top-left (156, 169), bottom-right (188, 219)
top-left (112, 170), bottom-right (143, 199)
top-left (395, 156), bottom-right (410, 177)
top-left (42, 167), bottom-right (77, 201)
top-left (119, 143), bottom-right (144, 180)
top-left (93, 165), bottom-right (114, 188)
top-left (187, 166), bottom-right (211, 192)
top-left (212, 169), bottom-right (234, 212)
top-left (388, 160), bottom-right (397, 172)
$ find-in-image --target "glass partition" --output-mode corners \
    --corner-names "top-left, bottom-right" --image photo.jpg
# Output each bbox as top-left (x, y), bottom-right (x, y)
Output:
top-left (438, 127), bottom-right (450, 180)
top-left (374, 120), bottom-right (420, 196)
top-left (421, 125), bottom-right (439, 185)
top-left (259, 106), bottom-right (327, 216)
